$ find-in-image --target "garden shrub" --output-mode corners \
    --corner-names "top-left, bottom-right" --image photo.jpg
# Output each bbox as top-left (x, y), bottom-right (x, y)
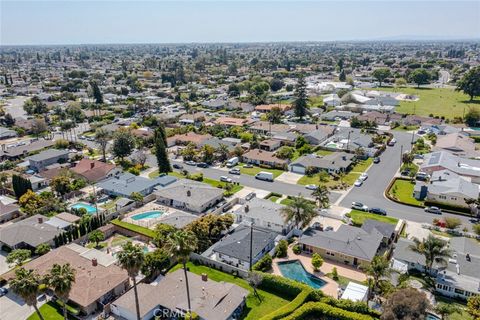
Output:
top-left (282, 302), bottom-right (375, 320)
top-left (275, 240), bottom-right (288, 258)
top-left (260, 288), bottom-right (313, 320)
top-left (292, 245), bottom-right (301, 254)
top-left (319, 296), bottom-right (381, 318)
top-left (258, 272), bottom-right (309, 298)
top-left (252, 254), bottom-right (272, 272)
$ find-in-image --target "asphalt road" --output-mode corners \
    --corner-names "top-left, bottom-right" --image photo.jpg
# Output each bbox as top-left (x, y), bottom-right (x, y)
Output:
top-left (340, 131), bottom-right (476, 228)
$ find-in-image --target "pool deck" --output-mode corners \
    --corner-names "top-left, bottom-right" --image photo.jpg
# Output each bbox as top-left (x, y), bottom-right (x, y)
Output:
top-left (273, 246), bottom-right (367, 298)
top-left (123, 202), bottom-right (175, 228)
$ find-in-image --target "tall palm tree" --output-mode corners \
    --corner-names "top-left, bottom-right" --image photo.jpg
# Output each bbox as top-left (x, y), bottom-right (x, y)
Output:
top-left (280, 195), bottom-right (317, 230)
top-left (164, 230), bottom-right (198, 320)
top-left (311, 185), bottom-right (330, 209)
top-left (10, 268), bottom-right (45, 320)
top-left (95, 128), bottom-right (110, 162)
top-left (46, 263), bottom-right (76, 320)
top-left (117, 242), bottom-right (145, 320)
top-left (409, 235), bottom-right (451, 276)
top-left (363, 255), bottom-right (391, 294)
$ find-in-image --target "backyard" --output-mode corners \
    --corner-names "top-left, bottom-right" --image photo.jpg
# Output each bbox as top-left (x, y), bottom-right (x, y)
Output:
top-left (347, 209), bottom-right (399, 227)
top-left (377, 87), bottom-right (478, 119)
top-left (168, 262), bottom-right (291, 320)
top-left (388, 178), bottom-right (424, 206)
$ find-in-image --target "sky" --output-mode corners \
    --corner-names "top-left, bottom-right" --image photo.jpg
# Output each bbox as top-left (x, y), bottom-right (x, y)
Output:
top-left (1, 1), bottom-right (479, 45)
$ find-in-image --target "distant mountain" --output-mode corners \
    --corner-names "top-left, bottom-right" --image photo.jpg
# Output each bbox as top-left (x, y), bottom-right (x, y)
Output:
top-left (369, 35), bottom-right (480, 41)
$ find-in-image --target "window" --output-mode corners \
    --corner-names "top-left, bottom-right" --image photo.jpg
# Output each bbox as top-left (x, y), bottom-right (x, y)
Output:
top-left (451, 196), bottom-right (457, 201)
top-left (439, 195), bottom-right (447, 200)
top-left (454, 288), bottom-right (465, 295)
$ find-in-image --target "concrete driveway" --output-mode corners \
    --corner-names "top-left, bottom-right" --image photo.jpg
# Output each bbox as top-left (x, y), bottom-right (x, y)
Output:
top-left (276, 172), bottom-right (303, 184)
top-left (0, 285), bottom-right (46, 320)
top-left (0, 251), bottom-right (12, 275)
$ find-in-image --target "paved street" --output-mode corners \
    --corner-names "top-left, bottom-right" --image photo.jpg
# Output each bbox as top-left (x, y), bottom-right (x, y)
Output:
top-left (340, 131), bottom-right (476, 228)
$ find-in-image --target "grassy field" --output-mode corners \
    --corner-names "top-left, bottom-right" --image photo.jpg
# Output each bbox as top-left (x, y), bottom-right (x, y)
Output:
top-left (237, 165), bottom-right (285, 179)
top-left (347, 209), bottom-right (399, 226)
top-left (388, 179), bottom-right (424, 206)
top-left (169, 262), bottom-right (291, 320)
top-left (377, 87), bottom-right (478, 119)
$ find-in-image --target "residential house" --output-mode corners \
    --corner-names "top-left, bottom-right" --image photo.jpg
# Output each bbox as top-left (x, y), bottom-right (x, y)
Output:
top-left (0, 127), bottom-right (18, 139)
top-left (298, 224), bottom-right (385, 267)
top-left (0, 196), bottom-right (20, 223)
top-left (421, 151), bottom-right (480, 184)
top-left (323, 94), bottom-right (341, 107)
top-left (214, 117), bottom-right (254, 127)
top-left (322, 128), bottom-right (374, 154)
top-left (166, 132), bottom-right (212, 147)
top-left (154, 179), bottom-right (224, 214)
top-left (259, 139), bottom-right (282, 152)
top-left (179, 112), bottom-right (206, 126)
top-left (205, 225), bottom-right (277, 270)
top-left (254, 104), bottom-right (291, 113)
top-left (26, 149), bottom-right (70, 172)
top-left (110, 269), bottom-right (248, 320)
top-left (360, 219), bottom-right (397, 246)
top-left (433, 132), bottom-right (480, 157)
top-left (304, 127), bottom-right (335, 145)
top-left (0, 139), bottom-right (55, 161)
top-left (202, 98), bottom-right (227, 110)
top-left (0, 214), bottom-right (63, 250)
top-left (242, 149), bottom-right (288, 169)
top-left (289, 152), bottom-right (355, 175)
top-left (97, 172), bottom-right (177, 198)
top-left (272, 132), bottom-right (297, 146)
top-left (321, 111), bottom-right (356, 121)
top-left (4, 244), bottom-right (129, 314)
top-left (249, 121), bottom-right (290, 136)
top-left (234, 197), bottom-right (294, 235)
top-left (71, 158), bottom-right (121, 183)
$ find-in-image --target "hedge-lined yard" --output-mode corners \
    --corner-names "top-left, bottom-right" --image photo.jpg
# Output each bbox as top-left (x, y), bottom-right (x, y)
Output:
top-left (111, 219), bottom-right (156, 238)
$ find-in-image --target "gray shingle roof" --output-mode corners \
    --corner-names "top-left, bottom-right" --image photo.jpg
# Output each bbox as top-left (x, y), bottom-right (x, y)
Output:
top-left (0, 214), bottom-right (62, 248)
top-left (234, 198), bottom-right (286, 226)
top-left (97, 172), bottom-right (176, 196)
top-left (27, 149), bottom-right (69, 162)
top-left (154, 179), bottom-right (224, 207)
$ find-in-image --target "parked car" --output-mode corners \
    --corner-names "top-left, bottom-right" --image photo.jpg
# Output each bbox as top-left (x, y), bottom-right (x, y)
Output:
top-left (173, 164), bottom-right (183, 169)
top-left (255, 171), bottom-right (274, 182)
top-left (229, 168), bottom-right (241, 175)
top-left (359, 173), bottom-right (368, 181)
top-left (425, 206), bottom-right (442, 214)
top-left (354, 179), bottom-right (363, 187)
top-left (387, 138), bottom-right (396, 146)
top-left (416, 172), bottom-right (429, 181)
top-left (369, 207), bottom-right (387, 216)
top-left (373, 157), bottom-right (381, 164)
top-left (196, 162), bottom-right (209, 168)
top-left (401, 169), bottom-right (411, 176)
top-left (220, 176), bottom-right (232, 183)
top-left (305, 184), bottom-right (317, 190)
top-left (351, 202), bottom-right (368, 211)
top-left (185, 160), bottom-right (197, 166)
top-left (243, 164), bottom-right (253, 168)
top-left (245, 192), bottom-right (256, 201)
top-left (226, 157), bottom-right (239, 168)
top-left (0, 287), bottom-right (8, 297)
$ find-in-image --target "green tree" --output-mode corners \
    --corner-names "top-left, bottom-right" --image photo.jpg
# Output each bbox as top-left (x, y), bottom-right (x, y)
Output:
top-left (130, 192), bottom-right (144, 206)
top-left (95, 128), bottom-right (110, 162)
top-left (467, 295), bottom-right (480, 319)
top-left (434, 302), bottom-right (461, 320)
top-left (89, 80), bottom-right (103, 104)
top-left (117, 242), bottom-right (145, 320)
top-left (88, 230), bottom-right (105, 248)
top-left (10, 268), bottom-right (45, 320)
top-left (275, 240), bottom-right (288, 258)
top-left (311, 253), bottom-right (323, 271)
top-left (409, 235), bottom-right (451, 275)
top-left (267, 106), bottom-right (283, 124)
top-left (280, 195), bottom-right (317, 229)
top-left (153, 223), bottom-right (177, 248)
top-left (140, 249), bottom-right (170, 280)
top-left (409, 68), bottom-right (431, 88)
top-left (155, 125), bottom-right (171, 173)
top-left (112, 128), bottom-right (135, 160)
top-left (6, 249), bottom-right (31, 267)
top-left (381, 288), bottom-right (430, 320)
top-left (363, 255), bottom-right (391, 294)
top-left (201, 144), bottom-right (215, 164)
top-left (50, 170), bottom-right (73, 198)
top-left (35, 243), bottom-right (51, 256)
top-left (456, 66), bottom-right (480, 101)
top-left (444, 217), bottom-right (461, 229)
top-left (46, 263), bottom-right (76, 320)
top-left (12, 174), bottom-right (32, 199)
top-left (165, 230), bottom-right (198, 320)
top-left (311, 185), bottom-right (330, 209)
top-left (184, 214), bottom-right (234, 252)
top-left (372, 68), bottom-right (391, 87)
top-left (464, 107), bottom-right (480, 127)
top-left (275, 146), bottom-right (295, 160)
top-left (293, 75), bottom-right (308, 119)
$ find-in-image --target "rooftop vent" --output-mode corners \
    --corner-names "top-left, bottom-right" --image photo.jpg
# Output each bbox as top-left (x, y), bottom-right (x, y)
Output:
top-left (92, 258), bottom-right (98, 267)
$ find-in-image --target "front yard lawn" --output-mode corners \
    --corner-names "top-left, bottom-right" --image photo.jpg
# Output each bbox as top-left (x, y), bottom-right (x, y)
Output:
top-left (169, 262), bottom-right (291, 320)
top-left (237, 165), bottom-right (284, 179)
top-left (388, 179), bottom-right (424, 206)
top-left (148, 170), bottom-right (184, 179)
top-left (27, 301), bottom-right (76, 320)
top-left (202, 177), bottom-right (243, 195)
top-left (347, 209), bottom-right (399, 227)
top-left (350, 159), bottom-right (373, 173)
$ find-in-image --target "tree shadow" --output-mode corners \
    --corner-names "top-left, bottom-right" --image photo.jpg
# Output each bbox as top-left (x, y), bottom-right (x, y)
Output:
top-left (460, 100), bottom-right (480, 105)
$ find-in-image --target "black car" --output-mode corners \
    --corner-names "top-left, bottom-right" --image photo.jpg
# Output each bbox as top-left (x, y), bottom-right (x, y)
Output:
top-left (369, 207), bottom-right (387, 216)
top-left (173, 164), bottom-right (183, 169)
top-left (0, 287), bottom-right (8, 297)
top-left (196, 162), bottom-right (209, 168)
top-left (373, 157), bottom-right (381, 164)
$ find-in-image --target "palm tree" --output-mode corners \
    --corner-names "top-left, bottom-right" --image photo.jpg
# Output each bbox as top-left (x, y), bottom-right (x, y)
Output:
top-left (164, 230), bottom-right (198, 320)
top-left (46, 263), bottom-right (76, 320)
top-left (117, 242), bottom-right (145, 320)
top-left (95, 128), bottom-right (110, 162)
top-left (409, 235), bottom-right (451, 276)
top-left (363, 255), bottom-right (391, 295)
top-left (216, 144), bottom-right (230, 162)
top-left (10, 268), bottom-right (45, 320)
top-left (280, 195), bottom-right (317, 230)
top-left (311, 185), bottom-right (330, 209)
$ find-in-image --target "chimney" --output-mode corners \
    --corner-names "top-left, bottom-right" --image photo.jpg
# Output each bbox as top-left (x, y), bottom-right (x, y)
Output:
top-left (187, 190), bottom-right (191, 197)
top-left (244, 205), bottom-right (249, 213)
top-left (201, 273), bottom-right (208, 282)
top-left (92, 258), bottom-right (98, 267)
top-left (37, 217), bottom-right (43, 224)
top-left (90, 162), bottom-right (95, 169)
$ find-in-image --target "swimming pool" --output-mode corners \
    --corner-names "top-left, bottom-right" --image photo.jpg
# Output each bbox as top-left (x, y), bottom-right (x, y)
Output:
top-left (426, 314), bottom-right (440, 320)
top-left (278, 260), bottom-right (326, 289)
top-left (131, 211), bottom-right (164, 221)
top-left (71, 202), bottom-right (97, 214)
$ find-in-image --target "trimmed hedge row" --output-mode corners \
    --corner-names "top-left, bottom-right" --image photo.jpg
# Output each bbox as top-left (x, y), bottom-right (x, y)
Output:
top-left (260, 288), bottom-right (314, 320)
top-left (319, 296), bottom-right (381, 318)
top-left (258, 272), bottom-right (310, 298)
top-left (282, 302), bottom-right (375, 320)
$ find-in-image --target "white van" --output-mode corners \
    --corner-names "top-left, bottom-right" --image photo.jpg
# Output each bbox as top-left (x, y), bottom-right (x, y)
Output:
top-left (226, 157), bottom-right (239, 168)
top-left (255, 171), bottom-right (274, 182)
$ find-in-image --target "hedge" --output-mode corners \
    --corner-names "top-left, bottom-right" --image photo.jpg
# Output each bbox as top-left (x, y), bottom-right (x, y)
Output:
top-left (282, 302), bottom-right (375, 320)
top-left (258, 272), bottom-right (310, 299)
top-left (260, 288), bottom-right (313, 320)
top-left (252, 254), bottom-right (272, 272)
top-left (319, 296), bottom-right (381, 318)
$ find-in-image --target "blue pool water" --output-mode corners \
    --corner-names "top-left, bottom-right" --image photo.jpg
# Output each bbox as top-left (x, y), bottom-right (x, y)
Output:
top-left (131, 211), bottom-right (164, 221)
top-left (426, 314), bottom-right (441, 320)
top-left (71, 203), bottom-right (97, 214)
top-left (278, 260), bottom-right (327, 289)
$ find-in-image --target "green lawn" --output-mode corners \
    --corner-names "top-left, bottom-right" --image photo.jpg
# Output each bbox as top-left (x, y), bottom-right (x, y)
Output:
top-left (316, 149), bottom-right (334, 156)
top-left (350, 158), bottom-right (373, 173)
top-left (169, 262), bottom-right (291, 320)
top-left (202, 177), bottom-right (243, 195)
top-left (401, 163), bottom-right (419, 174)
top-left (435, 295), bottom-right (474, 320)
top-left (148, 170), bottom-right (184, 179)
top-left (27, 301), bottom-right (76, 320)
top-left (111, 219), bottom-right (156, 238)
top-left (392, 125), bottom-right (420, 132)
top-left (237, 165), bottom-right (285, 179)
top-left (388, 179), bottom-right (424, 206)
top-left (347, 209), bottom-right (399, 227)
top-left (268, 196), bottom-right (281, 203)
top-left (377, 87), bottom-right (478, 119)
top-left (325, 272), bottom-right (364, 288)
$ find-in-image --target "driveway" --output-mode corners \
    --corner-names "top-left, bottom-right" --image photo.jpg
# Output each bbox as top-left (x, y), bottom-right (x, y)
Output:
top-left (275, 172), bottom-right (302, 184)
top-left (0, 251), bottom-right (12, 275)
top-left (0, 285), bottom-right (46, 320)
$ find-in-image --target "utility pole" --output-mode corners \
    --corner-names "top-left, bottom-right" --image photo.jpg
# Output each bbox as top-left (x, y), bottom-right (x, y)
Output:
top-left (400, 145), bottom-right (403, 167)
top-left (249, 221), bottom-right (254, 272)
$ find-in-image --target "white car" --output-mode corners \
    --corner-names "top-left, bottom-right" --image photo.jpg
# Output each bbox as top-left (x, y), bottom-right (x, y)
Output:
top-left (220, 176), bottom-right (232, 183)
top-left (354, 179), bottom-right (363, 187)
top-left (305, 184), bottom-right (317, 190)
top-left (351, 202), bottom-right (368, 211)
top-left (359, 173), bottom-right (368, 181)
